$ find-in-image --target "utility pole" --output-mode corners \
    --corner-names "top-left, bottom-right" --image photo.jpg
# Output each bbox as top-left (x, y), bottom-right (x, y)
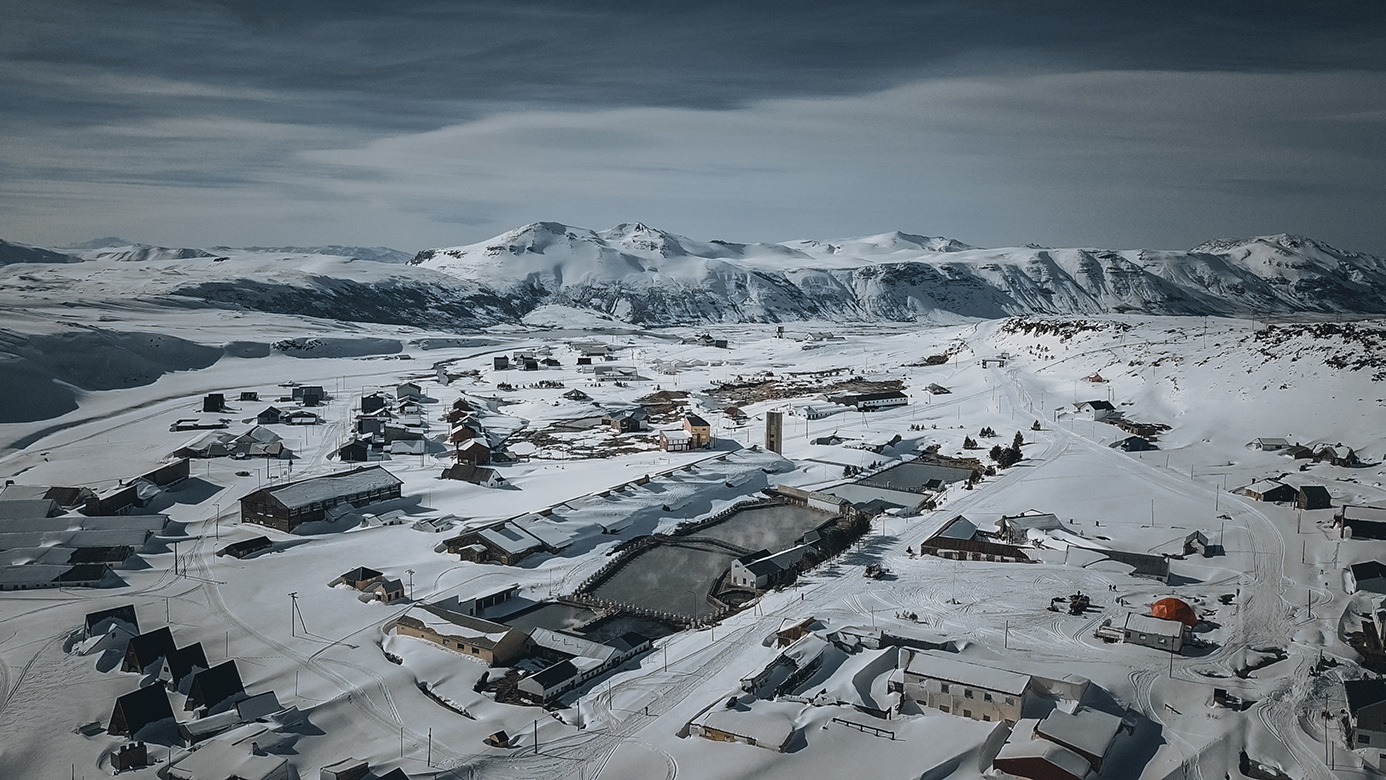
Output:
top-left (406, 570), bottom-right (415, 601)
top-left (289, 592), bottom-right (298, 637)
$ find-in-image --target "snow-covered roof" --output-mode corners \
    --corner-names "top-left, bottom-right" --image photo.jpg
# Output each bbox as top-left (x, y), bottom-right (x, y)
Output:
top-left (1123, 613), bottom-right (1183, 637)
top-left (529, 628), bottom-right (617, 662)
top-left (904, 650), bottom-right (1032, 695)
top-left (1244, 479), bottom-right (1289, 495)
top-left (995, 733), bottom-right (1092, 780)
top-left (477, 523), bottom-right (543, 555)
top-left (781, 634), bottom-right (828, 667)
top-left (1001, 512), bottom-right (1063, 532)
top-left (1036, 707), bottom-right (1123, 761)
top-left (1344, 505), bottom-right (1386, 523)
top-left (696, 708), bottom-right (795, 749)
top-left (264, 466), bottom-right (401, 510)
top-left (168, 737), bottom-right (288, 780)
top-left (407, 606), bottom-right (517, 646)
top-left (661, 429), bottom-right (692, 443)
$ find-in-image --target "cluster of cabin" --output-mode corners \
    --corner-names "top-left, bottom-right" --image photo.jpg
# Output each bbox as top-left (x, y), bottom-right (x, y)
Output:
top-left (0, 460), bottom-right (187, 589)
top-left (919, 512), bottom-right (1198, 587)
top-left (1247, 436), bottom-right (1363, 467)
top-left (336, 382), bottom-right (433, 463)
top-left (176, 386), bottom-right (334, 460)
top-left (440, 520), bottom-right (554, 566)
top-left (329, 566), bottom-right (406, 604)
top-left (1237, 475), bottom-right (1333, 509)
top-left (439, 395), bottom-right (506, 486)
top-left (687, 619), bottom-right (1146, 780)
top-left (389, 591), bottom-right (651, 706)
top-left (86, 605), bottom-right (274, 739)
top-left (1067, 399), bottom-right (1171, 452)
top-left (90, 602), bottom-right (410, 779)
top-left (825, 390), bottom-right (909, 411)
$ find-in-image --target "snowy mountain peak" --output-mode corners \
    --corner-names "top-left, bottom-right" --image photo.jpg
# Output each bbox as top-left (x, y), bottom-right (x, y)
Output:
top-left (78, 243), bottom-right (216, 262)
top-left (597, 222), bottom-right (690, 256)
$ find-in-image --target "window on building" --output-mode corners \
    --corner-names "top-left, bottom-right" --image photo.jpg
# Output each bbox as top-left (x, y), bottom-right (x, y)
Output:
top-left (963, 709), bottom-right (972, 718)
top-left (1361, 734), bottom-right (1371, 744)
top-left (984, 693), bottom-right (993, 702)
top-left (1005, 697), bottom-right (1014, 706)
top-left (940, 683), bottom-right (949, 693)
top-left (983, 715), bottom-right (991, 722)
top-left (939, 705), bottom-right (949, 713)
top-left (964, 689), bottom-right (974, 699)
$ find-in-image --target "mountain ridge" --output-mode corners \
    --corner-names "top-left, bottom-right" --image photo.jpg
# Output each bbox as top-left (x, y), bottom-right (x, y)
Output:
top-left (409, 222), bottom-right (1386, 323)
top-left (5, 225), bottom-right (1384, 327)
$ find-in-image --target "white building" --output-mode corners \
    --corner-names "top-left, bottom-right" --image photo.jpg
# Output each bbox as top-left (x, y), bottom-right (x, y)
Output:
top-left (898, 649), bottom-right (1033, 725)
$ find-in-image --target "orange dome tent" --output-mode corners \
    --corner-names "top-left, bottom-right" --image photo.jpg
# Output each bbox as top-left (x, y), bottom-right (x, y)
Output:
top-left (1151, 598), bottom-right (1197, 628)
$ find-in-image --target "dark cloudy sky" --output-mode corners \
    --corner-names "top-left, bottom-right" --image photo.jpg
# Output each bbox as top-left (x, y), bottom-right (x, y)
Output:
top-left (4, 1), bottom-right (1386, 254)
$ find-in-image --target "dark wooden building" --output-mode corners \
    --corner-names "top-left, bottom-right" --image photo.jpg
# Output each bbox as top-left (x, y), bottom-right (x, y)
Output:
top-left (239, 466), bottom-right (402, 532)
top-left (108, 685), bottom-right (174, 738)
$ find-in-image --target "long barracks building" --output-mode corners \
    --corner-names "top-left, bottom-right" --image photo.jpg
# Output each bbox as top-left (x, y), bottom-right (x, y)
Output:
top-left (238, 466), bottom-right (402, 532)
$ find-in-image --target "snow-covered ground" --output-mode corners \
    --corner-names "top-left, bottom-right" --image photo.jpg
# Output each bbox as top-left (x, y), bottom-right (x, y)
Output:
top-left (1, 299), bottom-right (1383, 780)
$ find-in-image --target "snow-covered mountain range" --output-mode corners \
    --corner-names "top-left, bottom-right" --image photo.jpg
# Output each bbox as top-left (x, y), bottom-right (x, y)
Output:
top-left (4, 224), bottom-right (1384, 326)
top-left (411, 222), bottom-right (1386, 323)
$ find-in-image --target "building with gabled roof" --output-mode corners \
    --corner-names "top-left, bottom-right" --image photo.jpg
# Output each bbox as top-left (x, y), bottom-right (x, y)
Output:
top-left (454, 438), bottom-right (491, 466)
top-left (1074, 400), bottom-right (1119, 421)
top-left (995, 511), bottom-right (1064, 546)
top-left (85, 605), bottom-right (138, 638)
top-left (992, 724), bottom-right (1093, 780)
top-left (440, 463), bottom-right (505, 487)
top-left (683, 414), bottom-right (712, 447)
top-left (659, 429), bottom-right (693, 452)
top-left (186, 660), bottom-right (244, 713)
top-left (1034, 707), bottom-right (1125, 770)
top-left (239, 466), bottom-right (402, 532)
top-left (690, 707), bottom-right (795, 753)
top-left (1337, 505), bottom-right (1386, 540)
top-left (0, 497), bottom-right (61, 520)
top-left (1297, 485), bottom-right (1333, 510)
top-left (167, 643), bottom-right (210, 692)
top-left (899, 649), bottom-right (1034, 725)
top-left (108, 685), bottom-right (175, 738)
top-left (217, 535), bottom-right (272, 559)
top-left (393, 605), bottom-right (528, 665)
top-left (1347, 678), bottom-right (1386, 751)
top-left (123, 626), bottom-right (177, 673)
top-left (1121, 613), bottom-right (1186, 652)
top-left (603, 407), bottom-right (646, 433)
top-left (1242, 479), bottom-right (1297, 503)
top-left (1346, 561), bottom-right (1386, 595)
